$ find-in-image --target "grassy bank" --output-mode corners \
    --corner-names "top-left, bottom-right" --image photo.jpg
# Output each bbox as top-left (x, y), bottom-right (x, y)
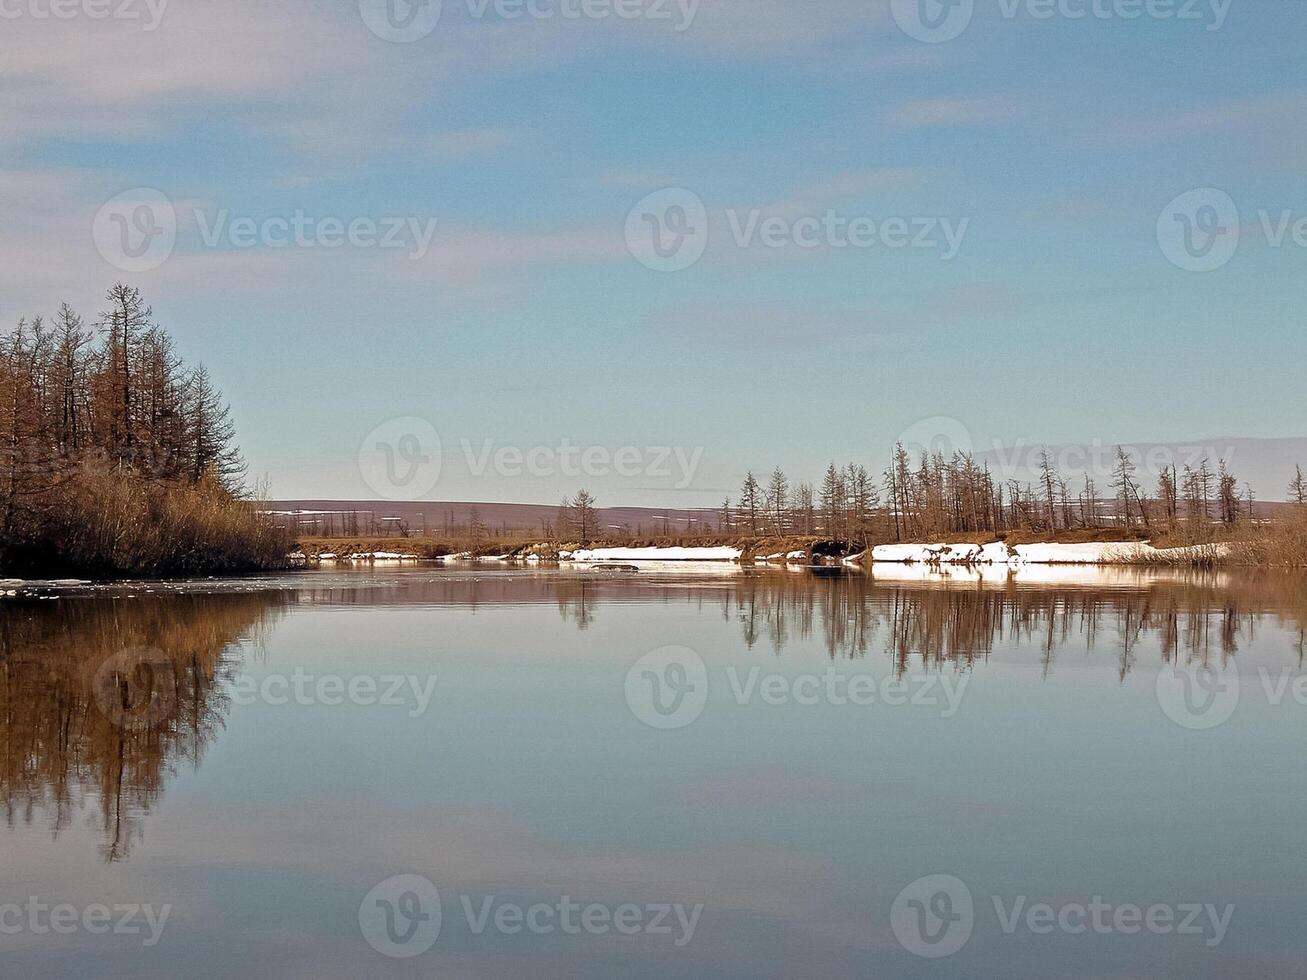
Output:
top-left (1116, 511), bottom-right (1307, 568)
top-left (2, 463), bottom-right (293, 579)
top-left (1, 285), bottom-right (294, 580)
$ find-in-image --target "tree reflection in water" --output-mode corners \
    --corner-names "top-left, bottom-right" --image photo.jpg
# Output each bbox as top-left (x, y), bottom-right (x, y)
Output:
top-left (710, 568), bottom-right (1307, 677)
top-left (1, 567), bottom-right (1303, 863)
top-left (0, 593), bottom-right (285, 861)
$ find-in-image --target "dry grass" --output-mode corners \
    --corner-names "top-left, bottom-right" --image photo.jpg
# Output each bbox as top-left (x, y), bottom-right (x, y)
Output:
top-left (3, 461), bottom-right (293, 578)
top-left (1115, 511), bottom-right (1307, 568)
top-left (295, 534), bottom-right (535, 559)
top-left (1225, 510), bottom-right (1307, 567)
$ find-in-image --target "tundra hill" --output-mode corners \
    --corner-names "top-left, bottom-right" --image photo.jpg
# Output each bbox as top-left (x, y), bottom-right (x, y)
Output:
top-left (266, 500), bottom-right (722, 536)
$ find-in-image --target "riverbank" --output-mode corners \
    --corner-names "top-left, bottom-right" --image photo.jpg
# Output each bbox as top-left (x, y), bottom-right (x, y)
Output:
top-left (865, 540), bottom-right (1228, 566)
top-left (293, 535), bottom-right (856, 565)
top-left (294, 519), bottom-right (1307, 570)
top-left (292, 536), bottom-right (1168, 567)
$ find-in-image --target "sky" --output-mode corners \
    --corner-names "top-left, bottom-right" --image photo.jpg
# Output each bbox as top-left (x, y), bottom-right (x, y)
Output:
top-left (2, 0), bottom-right (1305, 506)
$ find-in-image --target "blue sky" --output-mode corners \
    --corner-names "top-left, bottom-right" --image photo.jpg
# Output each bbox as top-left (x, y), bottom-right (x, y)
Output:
top-left (2, 0), bottom-right (1304, 505)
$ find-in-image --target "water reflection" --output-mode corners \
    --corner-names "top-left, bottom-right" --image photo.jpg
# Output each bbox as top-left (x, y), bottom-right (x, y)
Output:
top-left (1, 567), bottom-right (1303, 864)
top-left (682, 567), bottom-right (1307, 673)
top-left (0, 593), bottom-right (284, 860)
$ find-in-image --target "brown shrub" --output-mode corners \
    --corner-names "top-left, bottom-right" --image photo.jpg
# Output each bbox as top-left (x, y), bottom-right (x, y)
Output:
top-left (3, 460), bottom-right (292, 578)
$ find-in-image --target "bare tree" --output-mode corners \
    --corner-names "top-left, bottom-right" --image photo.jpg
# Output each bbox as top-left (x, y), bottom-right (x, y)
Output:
top-left (567, 490), bottom-right (598, 545)
top-left (185, 365), bottom-right (243, 490)
top-left (1079, 475), bottom-right (1099, 528)
top-left (791, 483), bottom-right (815, 535)
top-left (739, 472), bottom-right (762, 534)
top-left (1038, 447), bottom-right (1060, 533)
top-left (1290, 464), bottom-right (1307, 506)
top-left (1112, 446), bottom-right (1148, 529)
top-left (1217, 459), bottom-right (1240, 524)
top-left (766, 467), bottom-right (789, 534)
top-left (97, 283), bottom-right (153, 465)
top-left (1156, 465), bottom-right (1178, 528)
top-left (820, 463), bottom-right (843, 538)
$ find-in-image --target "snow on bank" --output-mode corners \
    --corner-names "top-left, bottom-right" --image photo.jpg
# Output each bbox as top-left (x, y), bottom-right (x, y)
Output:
top-left (868, 541), bottom-right (1231, 566)
top-left (871, 542), bottom-right (1013, 564)
top-left (568, 546), bottom-right (742, 563)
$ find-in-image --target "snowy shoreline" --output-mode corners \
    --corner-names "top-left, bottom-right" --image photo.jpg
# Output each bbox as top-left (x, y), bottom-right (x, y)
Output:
top-left (566, 547), bottom-right (743, 563)
top-left (565, 541), bottom-right (1228, 567)
top-left (866, 541), bottom-right (1229, 566)
top-left (292, 540), bottom-right (1229, 568)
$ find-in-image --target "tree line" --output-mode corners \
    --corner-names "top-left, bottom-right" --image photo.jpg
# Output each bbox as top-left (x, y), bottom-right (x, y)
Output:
top-left (716, 448), bottom-right (1305, 544)
top-left (1, 285), bottom-right (283, 575)
top-left (550, 451), bottom-right (1304, 549)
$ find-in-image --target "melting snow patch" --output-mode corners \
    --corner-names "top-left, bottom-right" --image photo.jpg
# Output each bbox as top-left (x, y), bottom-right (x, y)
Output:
top-left (870, 541), bottom-right (1166, 565)
top-left (569, 547), bottom-right (742, 563)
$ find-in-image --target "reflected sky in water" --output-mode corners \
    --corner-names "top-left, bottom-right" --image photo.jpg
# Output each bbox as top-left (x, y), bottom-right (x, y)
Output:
top-left (1, 565), bottom-right (1305, 979)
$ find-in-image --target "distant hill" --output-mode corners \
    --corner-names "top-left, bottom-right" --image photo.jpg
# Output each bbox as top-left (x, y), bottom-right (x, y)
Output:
top-left (268, 438), bottom-right (1307, 536)
top-left (266, 500), bottom-right (722, 536)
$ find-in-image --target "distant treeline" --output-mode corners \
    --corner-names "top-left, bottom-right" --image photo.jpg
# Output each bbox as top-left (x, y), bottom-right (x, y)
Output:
top-left (290, 450), bottom-right (1307, 554)
top-left (724, 448), bottom-right (1307, 544)
top-left (0, 285), bottom-right (288, 576)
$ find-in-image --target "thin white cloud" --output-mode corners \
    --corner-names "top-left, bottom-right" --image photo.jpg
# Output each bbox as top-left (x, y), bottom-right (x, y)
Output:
top-left (0, 0), bottom-right (911, 160)
top-left (601, 170), bottom-right (682, 188)
top-left (781, 168), bottom-right (922, 211)
top-left (890, 97), bottom-right (1018, 128)
top-left (427, 128), bottom-right (520, 159)
top-left (646, 287), bottom-right (1015, 348)
top-left (664, 0), bottom-right (893, 56)
top-left (1080, 92), bottom-right (1307, 145)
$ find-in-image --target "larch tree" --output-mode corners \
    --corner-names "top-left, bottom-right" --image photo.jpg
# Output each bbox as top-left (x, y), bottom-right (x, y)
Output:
top-left (186, 365), bottom-right (243, 490)
top-left (1112, 446), bottom-right (1148, 529)
top-left (766, 467), bottom-right (789, 534)
top-left (97, 283), bottom-right (153, 465)
top-left (820, 463), bottom-right (843, 538)
top-left (1156, 465), bottom-right (1178, 528)
top-left (567, 490), bottom-right (598, 544)
top-left (739, 472), bottom-right (762, 534)
top-left (1038, 447), bottom-right (1060, 533)
top-left (1290, 465), bottom-right (1307, 506)
top-left (792, 482), bottom-right (815, 535)
top-left (1217, 459), bottom-right (1240, 524)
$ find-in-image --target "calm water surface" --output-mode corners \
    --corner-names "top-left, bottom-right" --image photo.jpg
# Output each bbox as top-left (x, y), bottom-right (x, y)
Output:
top-left (2, 564), bottom-right (1305, 978)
